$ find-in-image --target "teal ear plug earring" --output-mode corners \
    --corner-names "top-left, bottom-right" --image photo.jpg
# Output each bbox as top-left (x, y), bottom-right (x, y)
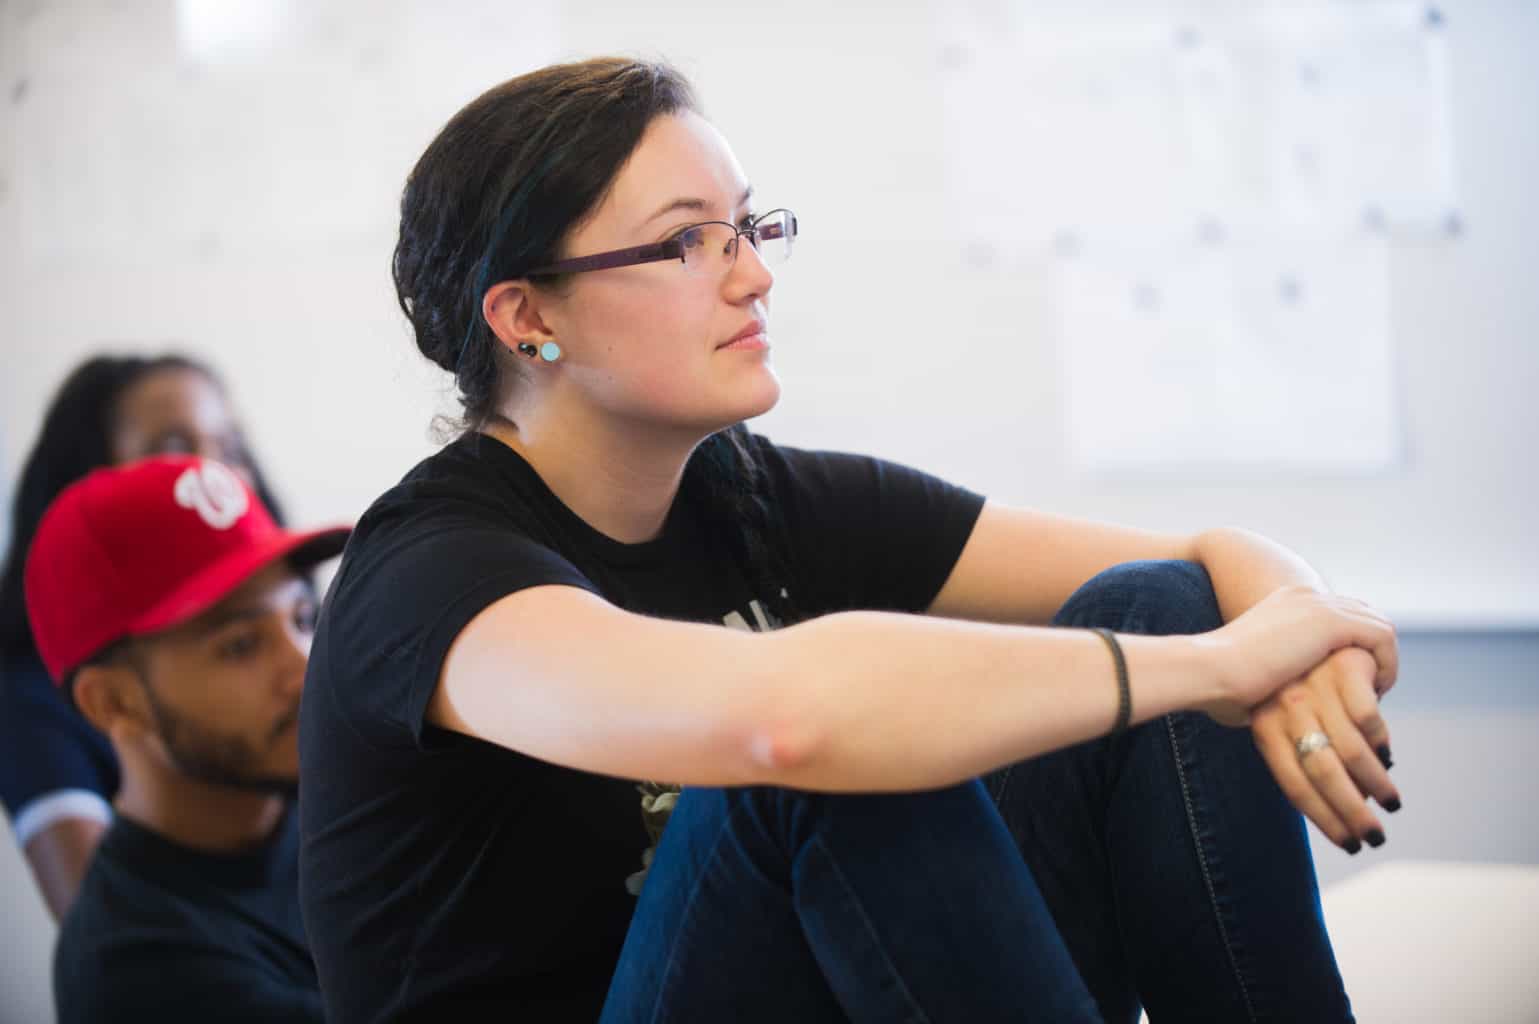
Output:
top-left (516, 341), bottom-right (563, 363)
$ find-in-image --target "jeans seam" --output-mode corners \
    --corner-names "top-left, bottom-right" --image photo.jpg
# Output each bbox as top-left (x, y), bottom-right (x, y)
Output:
top-left (1164, 714), bottom-right (1258, 1023)
top-left (807, 833), bottom-right (934, 1024)
top-left (990, 762), bottom-right (1016, 811)
top-left (641, 800), bottom-right (739, 1024)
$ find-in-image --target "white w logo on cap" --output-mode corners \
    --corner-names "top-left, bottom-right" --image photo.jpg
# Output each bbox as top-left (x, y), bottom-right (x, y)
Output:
top-left (173, 460), bottom-right (249, 530)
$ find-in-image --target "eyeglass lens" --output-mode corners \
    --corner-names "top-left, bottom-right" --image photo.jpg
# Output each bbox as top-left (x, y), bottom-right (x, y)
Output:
top-left (679, 210), bottom-right (795, 274)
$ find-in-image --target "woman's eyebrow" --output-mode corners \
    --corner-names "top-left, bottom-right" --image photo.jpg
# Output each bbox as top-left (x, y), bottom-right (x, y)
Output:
top-left (640, 186), bottom-right (754, 227)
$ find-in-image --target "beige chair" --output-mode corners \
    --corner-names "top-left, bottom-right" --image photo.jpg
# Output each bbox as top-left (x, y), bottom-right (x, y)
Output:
top-left (1137, 861), bottom-right (1539, 1024)
top-left (1322, 860), bottom-right (1539, 1023)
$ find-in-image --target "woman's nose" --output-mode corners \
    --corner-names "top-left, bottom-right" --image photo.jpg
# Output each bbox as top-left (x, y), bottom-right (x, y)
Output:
top-left (725, 235), bottom-right (775, 299)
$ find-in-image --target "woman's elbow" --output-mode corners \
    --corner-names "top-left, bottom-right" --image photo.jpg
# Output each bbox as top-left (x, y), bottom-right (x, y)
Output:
top-left (742, 719), bottom-right (820, 781)
top-left (720, 644), bottom-right (826, 786)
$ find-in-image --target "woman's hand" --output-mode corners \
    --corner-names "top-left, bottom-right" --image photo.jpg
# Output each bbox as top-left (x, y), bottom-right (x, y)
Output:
top-left (1195, 584), bottom-right (1399, 722)
top-left (1249, 647), bottom-right (1402, 853)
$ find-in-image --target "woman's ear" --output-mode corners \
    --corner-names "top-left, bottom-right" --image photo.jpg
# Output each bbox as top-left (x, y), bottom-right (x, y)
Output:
top-left (482, 280), bottom-right (557, 357)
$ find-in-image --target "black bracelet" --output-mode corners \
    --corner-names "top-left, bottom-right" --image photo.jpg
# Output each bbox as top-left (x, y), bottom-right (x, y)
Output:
top-left (1090, 627), bottom-right (1131, 736)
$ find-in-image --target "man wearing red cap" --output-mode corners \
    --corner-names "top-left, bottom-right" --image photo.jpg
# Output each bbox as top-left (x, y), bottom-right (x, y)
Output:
top-left (24, 455), bottom-right (348, 1023)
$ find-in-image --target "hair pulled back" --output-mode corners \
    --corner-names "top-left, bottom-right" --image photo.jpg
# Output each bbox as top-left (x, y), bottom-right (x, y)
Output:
top-left (393, 58), bottom-right (802, 623)
top-left (393, 57), bottom-right (699, 425)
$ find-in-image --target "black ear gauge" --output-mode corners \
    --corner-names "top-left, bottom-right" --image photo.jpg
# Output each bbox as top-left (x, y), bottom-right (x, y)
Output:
top-left (516, 342), bottom-right (539, 359)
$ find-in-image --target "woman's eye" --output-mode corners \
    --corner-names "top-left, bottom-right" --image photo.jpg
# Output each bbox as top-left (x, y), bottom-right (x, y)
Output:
top-left (678, 226), bottom-right (705, 250)
top-left (217, 435), bottom-right (247, 467)
top-left (153, 433), bottom-right (195, 455)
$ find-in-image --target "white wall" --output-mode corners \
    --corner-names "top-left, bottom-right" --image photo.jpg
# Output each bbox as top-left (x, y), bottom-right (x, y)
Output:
top-left (0, 809), bottom-right (54, 1024)
top-left (1, 0), bottom-right (1535, 627)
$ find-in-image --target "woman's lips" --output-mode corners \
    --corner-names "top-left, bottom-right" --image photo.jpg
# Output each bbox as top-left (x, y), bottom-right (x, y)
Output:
top-left (717, 330), bottom-right (768, 351)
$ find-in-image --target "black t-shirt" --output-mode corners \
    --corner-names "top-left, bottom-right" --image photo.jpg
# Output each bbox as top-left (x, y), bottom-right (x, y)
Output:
top-left (299, 432), bottom-right (985, 1022)
top-left (54, 808), bottom-right (322, 1023)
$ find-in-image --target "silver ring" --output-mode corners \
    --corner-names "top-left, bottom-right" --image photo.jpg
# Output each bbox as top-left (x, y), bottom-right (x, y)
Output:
top-left (1295, 730), bottom-right (1332, 759)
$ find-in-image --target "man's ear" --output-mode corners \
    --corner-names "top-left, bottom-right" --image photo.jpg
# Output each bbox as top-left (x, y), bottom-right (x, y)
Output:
top-left (72, 663), bottom-right (153, 740)
top-left (482, 280), bottom-right (558, 357)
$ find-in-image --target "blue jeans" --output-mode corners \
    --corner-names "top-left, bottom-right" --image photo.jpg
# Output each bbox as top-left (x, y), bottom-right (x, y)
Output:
top-left (600, 562), bottom-right (1353, 1023)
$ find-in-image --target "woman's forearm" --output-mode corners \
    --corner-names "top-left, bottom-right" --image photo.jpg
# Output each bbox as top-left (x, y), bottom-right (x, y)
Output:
top-left (755, 611), bottom-right (1223, 792)
top-left (1192, 527), bottom-right (1328, 623)
top-left (24, 817), bottom-right (105, 921)
top-left (437, 586), bottom-right (1225, 793)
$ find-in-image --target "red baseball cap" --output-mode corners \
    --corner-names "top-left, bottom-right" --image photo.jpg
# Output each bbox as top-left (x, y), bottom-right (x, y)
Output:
top-left (24, 455), bottom-right (351, 684)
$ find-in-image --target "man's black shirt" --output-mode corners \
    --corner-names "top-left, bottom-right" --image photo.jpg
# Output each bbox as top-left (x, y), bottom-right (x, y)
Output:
top-left (55, 809), bottom-right (322, 1023)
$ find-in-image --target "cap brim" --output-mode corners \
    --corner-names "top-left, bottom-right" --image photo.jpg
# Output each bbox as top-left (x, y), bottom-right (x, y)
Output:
top-left (127, 525), bottom-right (351, 638)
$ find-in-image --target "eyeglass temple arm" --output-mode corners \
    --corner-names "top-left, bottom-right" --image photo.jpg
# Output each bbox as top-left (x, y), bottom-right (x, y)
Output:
top-left (527, 240), bottom-right (683, 277)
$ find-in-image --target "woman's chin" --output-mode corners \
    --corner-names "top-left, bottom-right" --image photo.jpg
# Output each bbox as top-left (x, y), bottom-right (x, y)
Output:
top-left (637, 366), bottom-right (781, 436)
top-left (726, 368), bottom-right (781, 424)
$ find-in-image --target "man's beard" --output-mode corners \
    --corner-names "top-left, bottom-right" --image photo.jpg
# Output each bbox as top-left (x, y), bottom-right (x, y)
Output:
top-left (140, 683), bottom-right (299, 796)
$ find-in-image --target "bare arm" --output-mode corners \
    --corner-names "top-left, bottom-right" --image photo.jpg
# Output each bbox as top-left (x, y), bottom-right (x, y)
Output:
top-left (23, 817), bottom-right (105, 921)
top-left (1189, 526), bottom-right (1331, 622)
top-left (923, 501), bottom-right (1401, 851)
top-left (926, 501), bottom-right (1198, 624)
top-left (429, 583), bottom-right (1391, 793)
top-left (927, 502), bottom-right (1329, 626)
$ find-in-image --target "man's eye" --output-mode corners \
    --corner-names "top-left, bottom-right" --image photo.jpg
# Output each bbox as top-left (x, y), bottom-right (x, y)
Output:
top-left (218, 631), bottom-right (262, 661)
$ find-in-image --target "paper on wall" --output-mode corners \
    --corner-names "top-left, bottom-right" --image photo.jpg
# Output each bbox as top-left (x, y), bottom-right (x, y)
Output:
top-left (1057, 238), bottom-right (1400, 473)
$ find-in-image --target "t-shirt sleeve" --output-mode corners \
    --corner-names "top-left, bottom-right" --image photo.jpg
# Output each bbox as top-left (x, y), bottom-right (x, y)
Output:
top-left (316, 509), bottom-right (598, 750)
top-left (756, 439), bottom-right (987, 616)
top-left (0, 656), bottom-right (117, 835)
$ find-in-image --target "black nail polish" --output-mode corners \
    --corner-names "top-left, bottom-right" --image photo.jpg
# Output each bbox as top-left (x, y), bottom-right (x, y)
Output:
top-left (1365, 828), bottom-right (1386, 848)
top-left (1344, 838), bottom-right (1362, 855)
top-left (1382, 796), bottom-right (1401, 813)
top-left (1377, 745), bottom-right (1394, 770)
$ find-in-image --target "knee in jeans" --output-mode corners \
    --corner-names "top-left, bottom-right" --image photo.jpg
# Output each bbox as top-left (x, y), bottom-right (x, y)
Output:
top-left (1052, 559), bottom-right (1222, 636)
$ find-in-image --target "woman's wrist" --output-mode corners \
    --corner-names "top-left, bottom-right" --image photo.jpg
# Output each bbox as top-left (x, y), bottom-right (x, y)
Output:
top-left (1115, 633), bottom-right (1233, 724)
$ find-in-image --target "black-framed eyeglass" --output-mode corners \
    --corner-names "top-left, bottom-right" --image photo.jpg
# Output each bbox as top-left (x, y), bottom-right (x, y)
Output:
top-left (526, 208), bottom-right (798, 278)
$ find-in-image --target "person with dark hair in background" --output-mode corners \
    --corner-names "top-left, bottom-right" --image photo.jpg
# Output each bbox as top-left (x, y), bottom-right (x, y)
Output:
top-left (0, 353), bottom-right (289, 920)
top-left (26, 455), bottom-right (347, 1023)
top-left (301, 58), bottom-right (1402, 1022)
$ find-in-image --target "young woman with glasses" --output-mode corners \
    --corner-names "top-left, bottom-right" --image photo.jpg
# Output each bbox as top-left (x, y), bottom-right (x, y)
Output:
top-left (299, 58), bottom-right (1400, 1022)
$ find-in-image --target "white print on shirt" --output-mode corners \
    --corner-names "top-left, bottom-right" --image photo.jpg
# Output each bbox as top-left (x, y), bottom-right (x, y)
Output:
top-left (173, 460), bottom-right (249, 530)
top-left (721, 597), bottom-right (782, 633)
top-left (626, 590), bottom-right (789, 896)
